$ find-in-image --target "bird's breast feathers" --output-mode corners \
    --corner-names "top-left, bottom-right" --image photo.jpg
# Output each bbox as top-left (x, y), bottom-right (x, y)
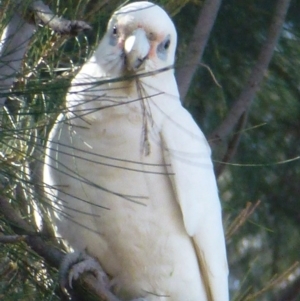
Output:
top-left (44, 1), bottom-right (229, 300)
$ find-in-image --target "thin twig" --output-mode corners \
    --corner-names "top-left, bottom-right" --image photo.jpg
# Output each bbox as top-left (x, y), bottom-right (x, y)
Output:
top-left (226, 200), bottom-right (261, 241)
top-left (199, 62), bottom-right (222, 88)
top-left (245, 262), bottom-right (300, 300)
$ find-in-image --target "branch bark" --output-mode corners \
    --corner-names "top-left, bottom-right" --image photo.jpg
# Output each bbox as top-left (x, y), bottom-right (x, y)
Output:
top-left (0, 0), bottom-right (91, 107)
top-left (0, 234), bottom-right (26, 244)
top-left (209, 0), bottom-right (291, 150)
top-left (0, 13), bottom-right (35, 106)
top-left (0, 194), bottom-right (121, 301)
top-left (176, 0), bottom-right (222, 101)
top-left (31, 1), bottom-right (91, 35)
top-left (0, 195), bottom-right (63, 267)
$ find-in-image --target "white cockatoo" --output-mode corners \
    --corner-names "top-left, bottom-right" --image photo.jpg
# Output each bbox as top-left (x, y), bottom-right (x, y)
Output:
top-left (44, 2), bottom-right (229, 300)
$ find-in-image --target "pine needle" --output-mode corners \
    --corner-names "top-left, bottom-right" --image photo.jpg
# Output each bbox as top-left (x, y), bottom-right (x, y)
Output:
top-left (226, 200), bottom-right (261, 241)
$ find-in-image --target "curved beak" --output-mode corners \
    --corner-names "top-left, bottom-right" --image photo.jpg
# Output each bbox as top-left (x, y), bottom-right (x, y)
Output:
top-left (124, 28), bottom-right (150, 71)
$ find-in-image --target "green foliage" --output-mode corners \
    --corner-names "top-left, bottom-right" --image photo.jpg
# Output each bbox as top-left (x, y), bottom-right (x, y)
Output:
top-left (180, 0), bottom-right (300, 300)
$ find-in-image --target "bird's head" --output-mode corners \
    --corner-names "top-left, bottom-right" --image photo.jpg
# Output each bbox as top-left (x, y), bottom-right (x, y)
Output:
top-left (95, 1), bottom-right (177, 78)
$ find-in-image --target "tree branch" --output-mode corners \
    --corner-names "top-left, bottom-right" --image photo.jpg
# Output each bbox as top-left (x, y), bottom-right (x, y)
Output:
top-left (209, 0), bottom-right (291, 150)
top-left (0, 194), bottom-right (121, 301)
top-left (0, 1), bottom-right (91, 107)
top-left (31, 1), bottom-right (91, 35)
top-left (0, 234), bottom-right (26, 244)
top-left (0, 195), bottom-right (63, 266)
top-left (176, 0), bottom-right (222, 101)
top-left (0, 13), bottom-right (35, 106)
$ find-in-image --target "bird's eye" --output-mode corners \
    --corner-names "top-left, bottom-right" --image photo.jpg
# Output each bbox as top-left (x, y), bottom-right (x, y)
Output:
top-left (164, 39), bottom-right (170, 50)
top-left (109, 25), bottom-right (118, 46)
top-left (157, 35), bottom-right (171, 61)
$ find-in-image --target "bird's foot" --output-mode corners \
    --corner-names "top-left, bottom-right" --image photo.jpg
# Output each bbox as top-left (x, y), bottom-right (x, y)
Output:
top-left (59, 251), bottom-right (148, 301)
top-left (59, 250), bottom-right (109, 291)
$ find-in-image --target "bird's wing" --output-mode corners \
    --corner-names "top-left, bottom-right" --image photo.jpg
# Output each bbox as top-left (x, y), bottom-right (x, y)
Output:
top-left (161, 106), bottom-right (229, 301)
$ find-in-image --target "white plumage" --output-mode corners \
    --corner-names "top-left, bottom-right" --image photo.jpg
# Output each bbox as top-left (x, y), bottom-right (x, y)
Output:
top-left (44, 2), bottom-right (229, 300)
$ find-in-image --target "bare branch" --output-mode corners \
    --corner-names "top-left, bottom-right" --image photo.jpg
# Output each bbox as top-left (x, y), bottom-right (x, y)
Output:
top-left (31, 1), bottom-right (92, 35)
top-left (0, 195), bottom-right (121, 300)
top-left (209, 0), bottom-right (291, 150)
top-left (0, 194), bottom-right (64, 270)
top-left (0, 13), bottom-right (35, 106)
top-left (0, 234), bottom-right (26, 244)
top-left (0, 195), bottom-right (35, 234)
top-left (0, 1), bottom-right (91, 107)
top-left (176, 0), bottom-right (222, 101)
